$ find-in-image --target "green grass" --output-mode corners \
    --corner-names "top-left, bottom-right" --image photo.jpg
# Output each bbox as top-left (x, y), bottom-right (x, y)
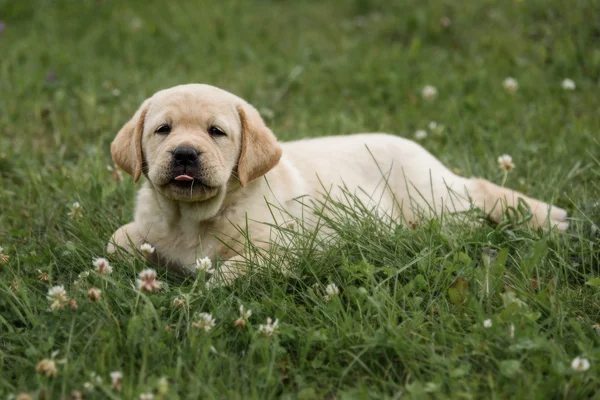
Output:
top-left (1, 0), bottom-right (600, 398)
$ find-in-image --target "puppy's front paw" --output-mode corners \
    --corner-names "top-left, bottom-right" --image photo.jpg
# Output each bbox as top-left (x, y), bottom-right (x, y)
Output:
top-left (530, 201), bottom-right (569, 231)
top-left (205, 258), bottom-right (246, 289)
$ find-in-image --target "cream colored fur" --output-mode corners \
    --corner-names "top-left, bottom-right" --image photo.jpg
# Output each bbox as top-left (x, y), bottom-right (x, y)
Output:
top-left (107, 84), bottom-right (568, 286)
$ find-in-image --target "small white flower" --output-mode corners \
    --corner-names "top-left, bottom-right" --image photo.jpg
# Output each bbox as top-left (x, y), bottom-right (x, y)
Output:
top-left (139, 243), bottom-right (155, 255)
top-left (571, 356), bottom-right (590, 372)
top-left (157, 376), bottom-right (169, 394)
top-left (172, 296), bottom-right (186, 308)
top-left (258, 317), bottom-right (279, 337)
top-left (324, 283), bottom-right (340, 302)
top-left (483, 319), bottom-right (492, 328)
top-left (428, 121), bottom-right (445, 135)
top-left (192, 312), bottom-right (216, 332)
top-left (234, 305), bottom-right (252, 328)
top-left (83, 382), bottom-right (94, 391)
top-left (140, 393), bottom-right (154, 400)
top-left (414, 130), bottom-right (427, 140)
top-left (93, 258), bottom-right (113, 275)
top-left (90, 372), bottom-right (103, 384)
top-left (561, 78), bottom-right (576, 90)
top-left (47, 285), bottom-right (69, 310)
top-left (422, 85), bottom-right (438, 101)
top-left (111, 88), bottom-right (121, 97)
top-left (195, 257), bottom-right (213, 273)
top-left (87, 288), bottom-right (102, 302)
top-left (497, 154), bottom-right (515, 172)
top-left (68, 201), bottom-right (83, 218)
top-left (136, 268), bottom-right (162, 292)
top-left (239, 305), bottom-right (252, 319)
top-left (36, 359), bottom-right (58, 377)
top-left (502, 77), bottom-right (519, 93)
top-left (0, 246), bottom-right (9, 264)
top-left (110, 371), bottom-right (122, 391)
top-left (130, 17), bottom-right (143, 31)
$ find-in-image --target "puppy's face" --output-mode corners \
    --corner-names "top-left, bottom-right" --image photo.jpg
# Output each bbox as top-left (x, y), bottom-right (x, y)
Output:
top-left (111, 84), bottom-right (282, 217)
top-left (143, 88), bottom-right (241, 202)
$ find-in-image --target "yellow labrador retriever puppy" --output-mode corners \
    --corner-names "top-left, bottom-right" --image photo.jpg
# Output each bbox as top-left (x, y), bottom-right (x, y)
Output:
top-left (107, 84), bottom-right (568, 285)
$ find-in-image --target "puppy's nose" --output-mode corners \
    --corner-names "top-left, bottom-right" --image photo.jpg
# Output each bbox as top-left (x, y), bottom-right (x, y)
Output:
top-left (173, 146), bottom-right (199, 165)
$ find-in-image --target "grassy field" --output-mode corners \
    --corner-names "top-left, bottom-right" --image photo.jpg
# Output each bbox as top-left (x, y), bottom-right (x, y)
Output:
top-left (1, 0), bottom-right (600, 398)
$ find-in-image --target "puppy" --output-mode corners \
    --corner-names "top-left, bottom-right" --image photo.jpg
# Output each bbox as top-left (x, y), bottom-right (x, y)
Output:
top-left (107, 84), bottom-right (568, 285)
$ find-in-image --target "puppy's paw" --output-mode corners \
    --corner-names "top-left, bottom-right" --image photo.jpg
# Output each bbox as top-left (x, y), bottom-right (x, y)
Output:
top-left (205, 258), bottom-right (246, 289)
top-left (530, 201), bottom-right (569, 231)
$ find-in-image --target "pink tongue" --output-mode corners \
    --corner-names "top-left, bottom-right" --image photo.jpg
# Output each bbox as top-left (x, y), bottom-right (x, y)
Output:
top-left (174, 175), bottom-right (194, 182)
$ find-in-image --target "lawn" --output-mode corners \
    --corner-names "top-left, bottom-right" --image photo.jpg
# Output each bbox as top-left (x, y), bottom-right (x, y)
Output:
top-left (1, 0), bottom-right (600, 398)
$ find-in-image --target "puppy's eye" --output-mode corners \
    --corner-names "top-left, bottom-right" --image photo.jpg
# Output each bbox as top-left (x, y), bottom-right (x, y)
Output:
top-left (155, 125), bottom-right (171, 135)
top-left (209, 126), bottom-right (226, 137)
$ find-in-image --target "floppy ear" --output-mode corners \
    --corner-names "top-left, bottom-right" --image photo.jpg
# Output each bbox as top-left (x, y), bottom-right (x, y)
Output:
top-left (111, 99), bottom-right (150, 182)
top-left (237, 103), bottom-right (282, 186)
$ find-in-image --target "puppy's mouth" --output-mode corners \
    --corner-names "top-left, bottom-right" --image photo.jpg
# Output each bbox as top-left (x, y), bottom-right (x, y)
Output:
top-left (168, 174), bottom-right (217, 191)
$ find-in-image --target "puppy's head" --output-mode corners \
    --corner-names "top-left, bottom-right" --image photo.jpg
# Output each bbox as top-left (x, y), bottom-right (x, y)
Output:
top-left (111, 84), bottom-right (282, 212)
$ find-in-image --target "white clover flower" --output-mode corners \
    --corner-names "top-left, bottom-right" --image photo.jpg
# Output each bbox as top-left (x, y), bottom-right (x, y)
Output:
top-left (324, 283), bottom-right (340, 302)
top-left (497, 154), bottom-right (515, 172)
top-left (502, 77), bottom-right (519, 93)
top-left (87, 288), bottom-right (102, 302)
top-left (422, 85), bottom-right (438, 101)
top-left (428, 121), bottom-right (445, 135)
top-left (90, 372), bottom-right (103, 384)
top-left (140, 393), bottom-right (154, 400)
top-left (483, 319), bottom-right (492, 328)
top-left (571, 356), bottom-right (590, 372)
top-left (172, 296), bottom-right (186, 308)
top-left (234, 305), bottom-right (252, 328)
top-left (561, 78), bottom-right (576, 90)
top-left (130, 17), bottom-right (143, 31)
top-left (0, 247), bottom-right (9, 264)
top-left (136, 268), bottom-right (162, 292)
top-left (258, 317), bottom-right (279, 337)
top-left (68, 201), bottom-right (83, 219)
top-left (414, 130), bottom-right (427, 140)
top-left (157, 376), bottom-right (169, 395)
top-left (110, 371), bottom-right (122, 391)
top-left (111, 88), bottom-right (121, 97)
top-left (36, 359), bottom-right (58, 377)
top-left (195, 256), bottom-right (214, 273)
top-left (139, 243), bottom-right (155, 256)
top-left (93, 258), bottom-right (113, 275)
top-left (192, 312), bottom-right (216, 332)
top-left (47, 285), bottom-right (69, 310)
top-left (239, 305), bottom-right (252, 320)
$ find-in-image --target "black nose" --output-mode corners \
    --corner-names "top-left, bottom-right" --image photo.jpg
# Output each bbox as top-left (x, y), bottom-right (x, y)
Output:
top-left (173, 146), bottom-right (199, 166)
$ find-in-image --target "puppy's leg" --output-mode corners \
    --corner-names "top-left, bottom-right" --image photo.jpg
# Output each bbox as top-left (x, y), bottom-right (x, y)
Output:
top-left (107, 222), bottom-right (159, 264)
top-left (466, 178), bottom-right (568, 231)
top-left (205, 255), bottom-right (248, 289)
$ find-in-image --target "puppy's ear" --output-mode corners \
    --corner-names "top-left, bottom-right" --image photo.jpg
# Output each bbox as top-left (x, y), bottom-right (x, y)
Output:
top-left (111, 99), bottom-right (150, 182)
top-left (237, 103), bottom-right (282, 186)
